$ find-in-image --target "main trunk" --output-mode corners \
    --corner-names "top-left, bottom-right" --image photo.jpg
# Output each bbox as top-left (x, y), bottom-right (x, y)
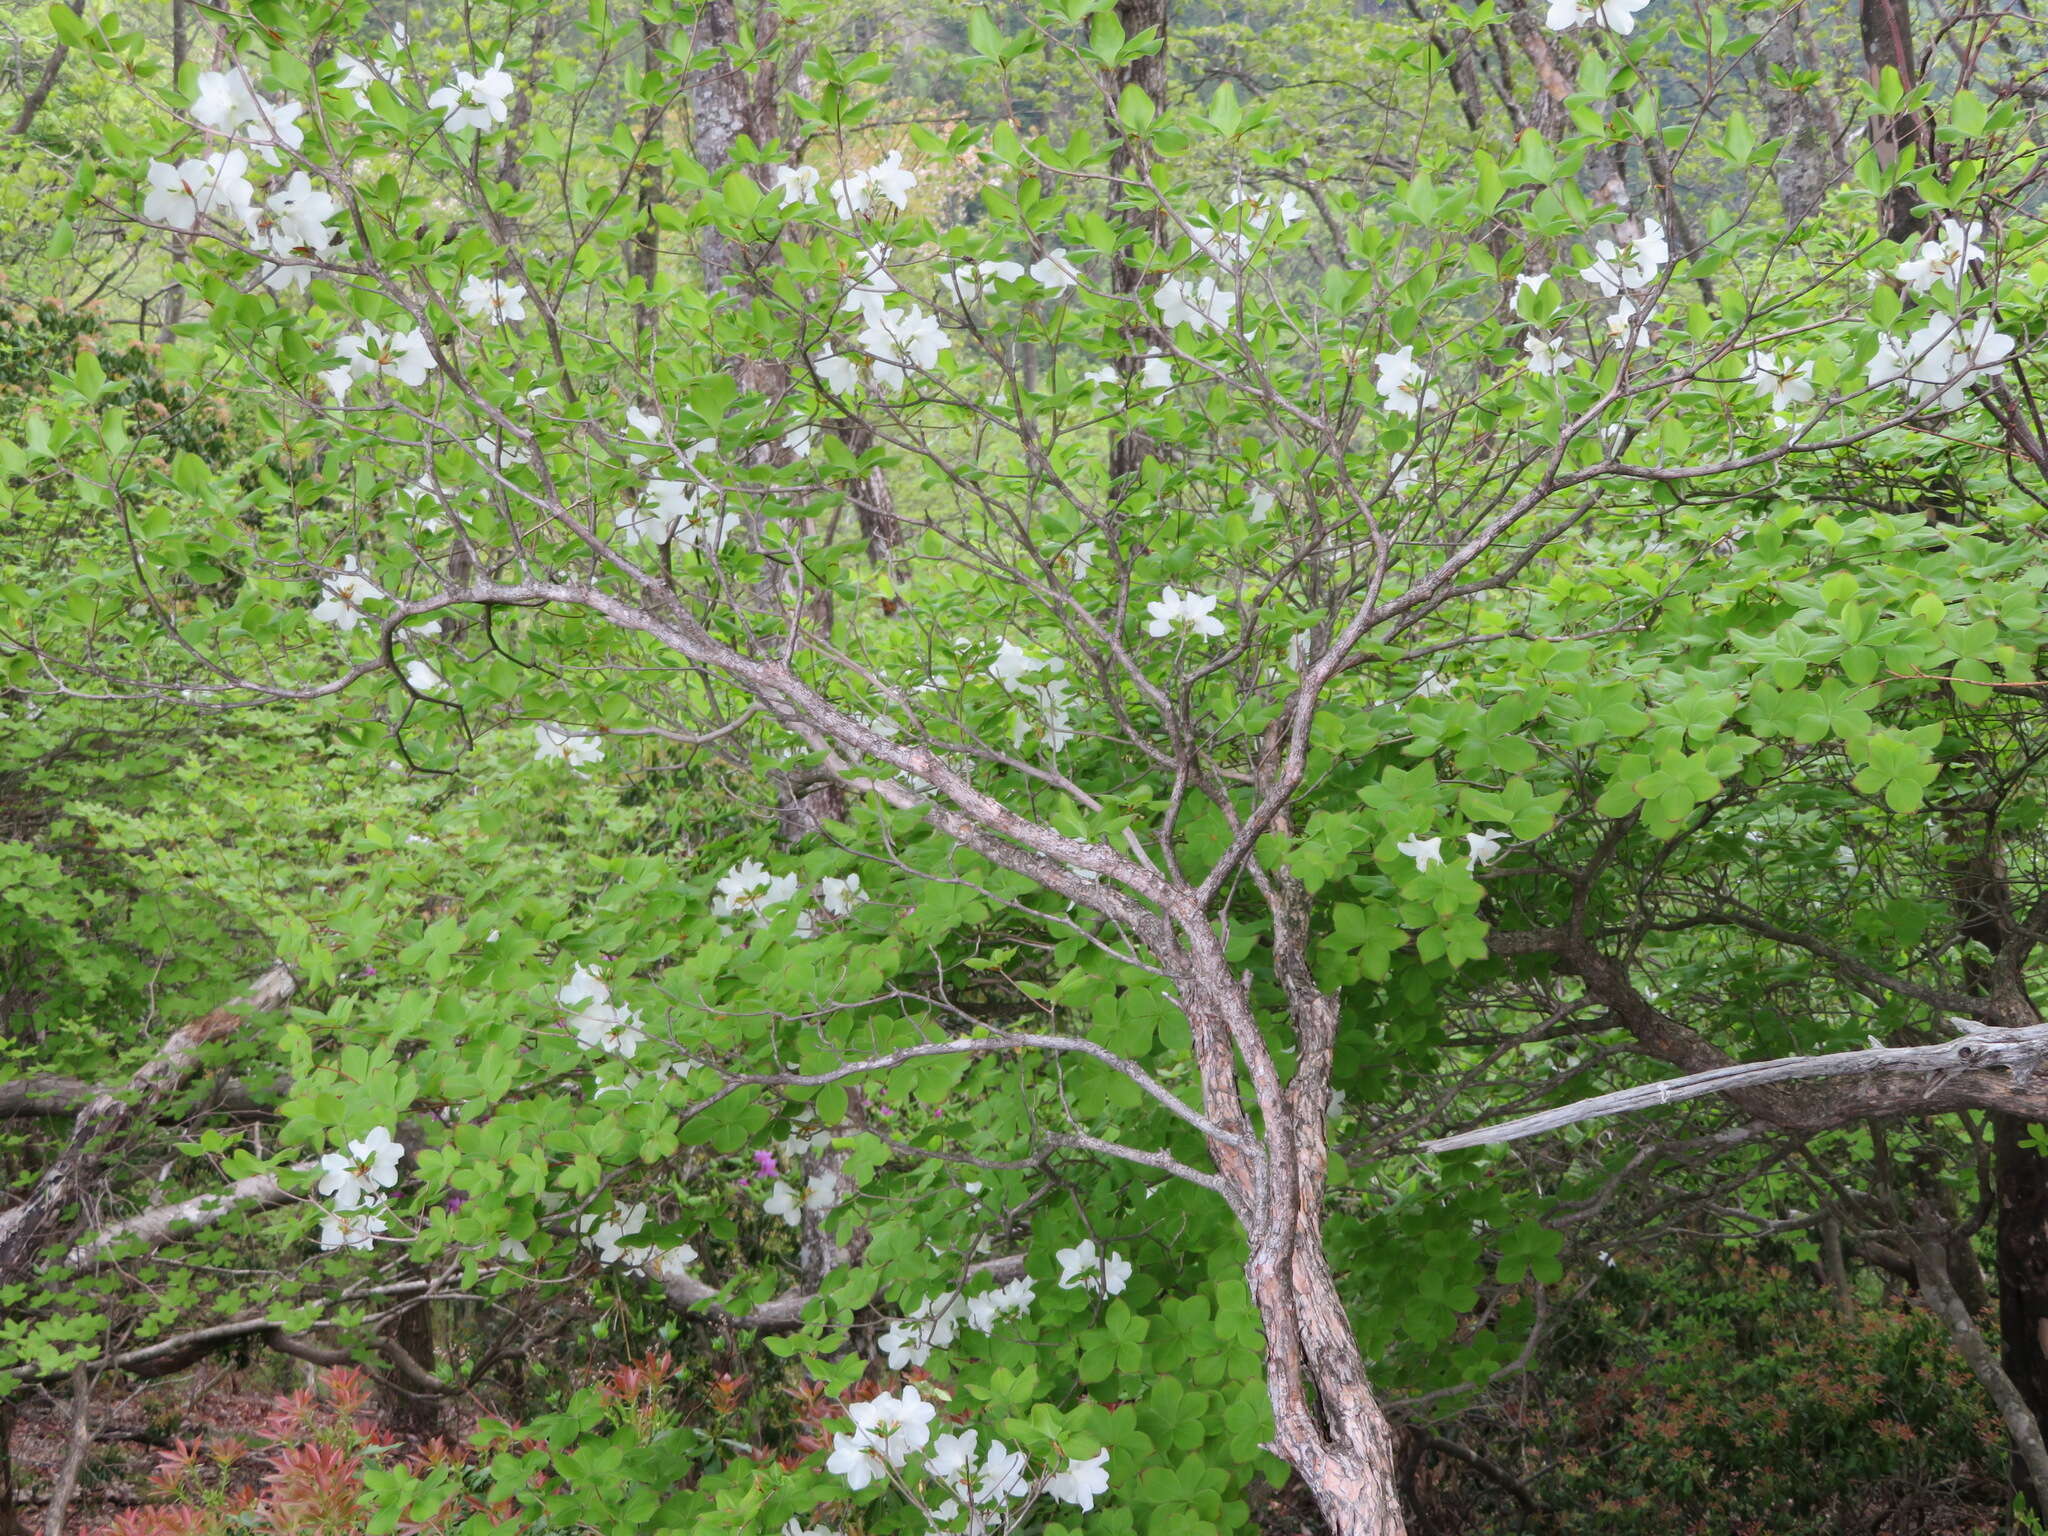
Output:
top-left (1997, 1114), bottom-right (2048, 1512)
top-left (1247, 1228), bottom-right (1408, 1535)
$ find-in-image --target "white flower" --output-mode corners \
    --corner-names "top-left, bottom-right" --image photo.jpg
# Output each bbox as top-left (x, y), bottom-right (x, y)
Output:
top-left (857, 303), bottom-right (950, 390)
top-left (262, 171), bottom-right (338, 246)
top-left (1145, 587), bottom-right (1227, 640)
top-left (1186, 221), bottom-right (1253, 265)
top-left (460, 275), bottom-right (528, 324)
top-left (804, 1170), bottom-right (841, 1212)
top-left (580, 1202), bottom-right (647, 1265)
top-left (334, 323), bottom-right (436, 388)
top-left (831, 150), bottom-right (916, 217)
top-left (1413, 669), bottom-right (1454, 697)
top-left (943, 259), bottom-right (1028, 303)
top-left (1465, 828), bottom-right (1508, 869)
top-left (1373, 346), bottom-right (1437, 415)
top-left (713, 859), bottom-right (801, 927)
top-left (1055, 1238), bottom-right (1132, 1296)
top-left (840, 243), bottom-right (899, 318)
top-left (316, 1125), bottom-right (404, 1210)
top-left (1545, 0), bottom-right (1653, 33)
top-left (1604, 298), bottom-right (1649, 345)
top-left (428, 54), bottom-right (516, 132)
top-left (1235, 185), bottom-right (1306, 231)
top-left (813, 348), bottom-right (863, 394)
top-left (1870, 314), bottom-right (2017, 410)
top-left (1580, 219), bottom-right (1668, 294)
top-left (310, 556), bottom-right (386, 631)
top-left (762, 1180), bottom-right (802, 1227)
top-left (618, 477), bottom-right (739, 554)
top-left (773, 163), bottom-right (821, 206)
top-left (1156, 275), bottom-right (1237, 333)
top-left (1397, 834), bottom-right (1444, 871)
top-left (963, 1275), bottom-right (1036, 1331)
top-left (1045, 1449), bottom-right (1112, 1512)
top-left (1523, 333), bottom-right (1573, 376)
top-left (783, 423), bottom-right (819, 458)
top-left (558, 963), bottom-right (609, 1010)
top-left (826, 1433), bottom-right (889, 1491)
top-left (333, 52), bottom-right (404, 110)
top-left (819, 874), bottom-right (862, 917)
top-left (781, 1523), bottom-right (840, 1536)
top-left (1516, 270), bottom-right (1551, 294)
top-left (976, 1441), bottom-right (1030, 1504)
top-left (569, 997), bottom-right (646, 1059)
top-left (927, 1429), bottom-right (978, 1482)
top-left (1139, 353), bottom-right (1175, 391)
top-left (190, 67), bottom-right (259, 131)
top-left (879, 1292), bottom-right (966, 1369)
top-left (533, 722), bottom-right (603, 767)
top-left (319, 1208), bottom-right (387, 1251)
top-left (989, 638), bottom-right (1060, 687)
top-left (142, 150), bottom-right (254, 230)
top-left (403, 660), bottom-right (443, 693)
top-left (1894, 218), bottom-right (1986, 292)
top-left (1744, 351), bottom-right (1815, 413)
top-left (1030, 247), bottom-right (1083, 289)
top-left (844, 1385), bottom-right (936, 1466)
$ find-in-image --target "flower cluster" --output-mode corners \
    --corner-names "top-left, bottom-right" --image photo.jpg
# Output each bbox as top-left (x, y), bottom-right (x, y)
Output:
top-left (558, 964), bottom-right (647, 1059)
top-left (820, 1386), bottom-right (1113, 1527)
top-left (315, 1126), bottom-right (402, 1251)
top-left (1894, 218), bottom-right (1986, 293)
top-left (878, 1274), bottom-right (1038, 1369)
top-left (575, 1200), bottom-right (699, 1280)
top-left (1144, 588), bottom-right (1227, 641)
top-left (713, 859), bottom-right (801, 929)
top-left (1868, 314), bottom-right (2017, 412)
top-left (1396, 828), bottom-right (1508, 873)
top-left (1054, 1239), bottom-right (1132, 1297)
top-left (988, 639), bottom-right (1076, 750)
top-left (615, 419), bottom-right (738, 553)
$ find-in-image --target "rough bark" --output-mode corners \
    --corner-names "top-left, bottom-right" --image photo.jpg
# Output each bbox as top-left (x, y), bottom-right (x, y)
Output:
top-left (1103, 0), bottom-right (1169, 494)
top-left (1997, 1114), bottom-right (2048, 1506)
top-left (1757, 1), bottom-right (1841, 224)
top-left (375, 1295), bottom-right (444, 1438)
top-left (632, 12), bottom-right (668, 342)
top-left (0, 965), bottom-right (295, 1287)
top-left (1859, 0), bottom-right (1929, 241)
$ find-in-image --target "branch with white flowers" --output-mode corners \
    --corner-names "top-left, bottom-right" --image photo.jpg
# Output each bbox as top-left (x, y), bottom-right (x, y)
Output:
top-left (1423, 1020), bottom-right (2048, 1152)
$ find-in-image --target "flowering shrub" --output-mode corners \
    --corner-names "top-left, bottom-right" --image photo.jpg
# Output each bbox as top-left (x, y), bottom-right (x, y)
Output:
top-left (10, 0), bottom-right (2048, 1530)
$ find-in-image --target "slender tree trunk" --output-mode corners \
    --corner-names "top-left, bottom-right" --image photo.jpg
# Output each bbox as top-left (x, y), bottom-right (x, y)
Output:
top-left (376, 1295), bottom-right (443, 1439)
top-left (7, 0), bottom-right (84, 138)
top-left (1102, 0), bottom-right (1168, 495)
top-left (1860, 0), bottom-right (1928, 241)
top-left (1757, 0), bottom-right (1840, 225)
top-left (1821, 1212), bottom-right (1856, 1317)
top-left (632, 13), bottom-right (667, 344)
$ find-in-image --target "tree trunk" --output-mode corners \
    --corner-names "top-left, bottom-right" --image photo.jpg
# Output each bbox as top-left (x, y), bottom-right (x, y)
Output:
top-left (1102, 0), bottom-right (1168, 495)
top-left (632, 13), bottom-right (667, 343)
top-left (1996, 1115), bottom-right (2048, 1512)
top-left (1920, 1221), bottom-right (2048, 1512)
top-left (1757, 0), bottom-right (1840, 225)
top-left (376, 1294), bottom-right (444, 1439)
top-left (1859, 0), bottom-right (1928, 241)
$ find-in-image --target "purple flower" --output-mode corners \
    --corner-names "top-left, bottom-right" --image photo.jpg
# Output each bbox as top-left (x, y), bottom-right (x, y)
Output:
top-left (753, 1149), bottom-right (780, 1180)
